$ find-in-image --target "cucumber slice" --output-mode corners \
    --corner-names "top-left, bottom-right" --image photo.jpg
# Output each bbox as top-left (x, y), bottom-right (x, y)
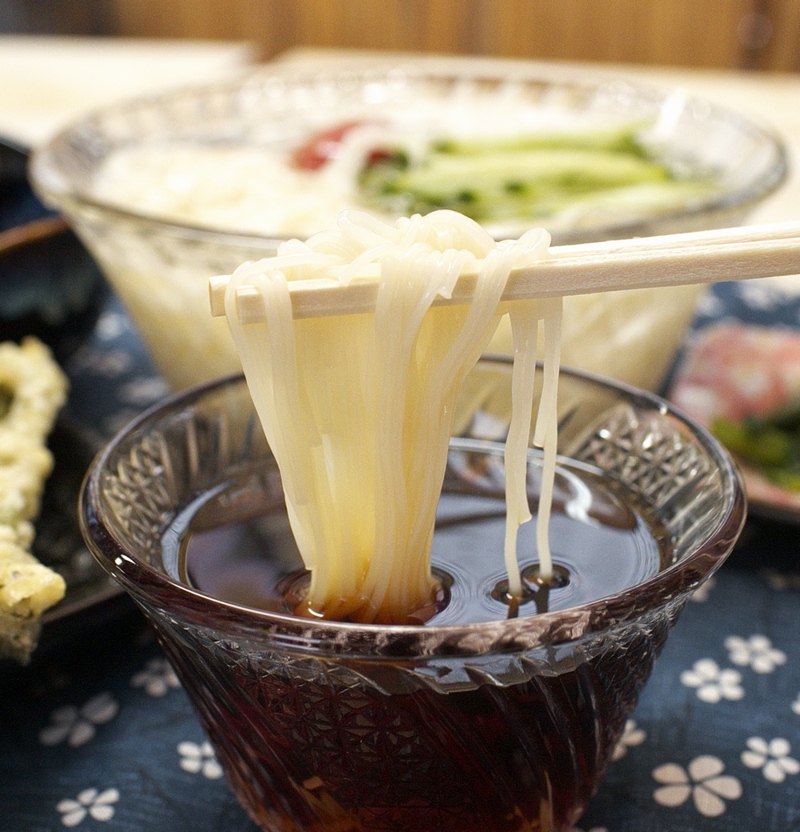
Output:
top-left (432, 124), bottom-right (650, 157)
top-left (361, 148), bottom-right (673, 222)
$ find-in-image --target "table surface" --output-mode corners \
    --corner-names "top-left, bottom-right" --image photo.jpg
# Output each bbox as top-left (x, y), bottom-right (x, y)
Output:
top-left (0, 36), bottom-right (255, 147)
top-left (2, 40), bottom-right (800, 832)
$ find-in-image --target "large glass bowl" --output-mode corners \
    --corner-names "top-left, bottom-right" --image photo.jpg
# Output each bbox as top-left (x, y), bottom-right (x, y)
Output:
top-left (79, 361), bottom-right (746, 832)
top-left (31, 62), bottom-right (787, 391)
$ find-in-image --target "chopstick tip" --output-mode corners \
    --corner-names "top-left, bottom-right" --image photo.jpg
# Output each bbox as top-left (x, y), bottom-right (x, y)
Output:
top-left (209, 274), bottom-right (228, 317)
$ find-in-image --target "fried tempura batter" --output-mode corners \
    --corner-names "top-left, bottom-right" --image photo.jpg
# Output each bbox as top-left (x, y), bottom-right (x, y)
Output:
top-left (0, 338), bottom-right (68, 662)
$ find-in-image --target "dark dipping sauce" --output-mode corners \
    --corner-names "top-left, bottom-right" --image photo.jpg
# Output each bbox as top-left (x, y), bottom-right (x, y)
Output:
top-left (173, 456), bottom-right (669, 623)
top-left (157, 442), bottom-right (673, 831)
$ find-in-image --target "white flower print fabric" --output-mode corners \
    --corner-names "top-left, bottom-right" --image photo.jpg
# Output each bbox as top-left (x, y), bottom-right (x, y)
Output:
top-left (741, 738), bottom-right (800, 783)
top-left (39, 693), bottom-right (119, 748)
top-left (131, 657), bottom-right (181, 697)
top-left (725, 635), bottom-right (787, 674)
top-left (3, 288), bottom-right (800, 832)
top-left (177, 741), bottom-right (224, 780)
top-left (653, 756), bottom-right (742, 817)
top-left (57, 788), bottom-right (119, 827)
top-left (680, 659), bottom-right (744, 703)
top-left (612, 720), bottom-right (647, 761)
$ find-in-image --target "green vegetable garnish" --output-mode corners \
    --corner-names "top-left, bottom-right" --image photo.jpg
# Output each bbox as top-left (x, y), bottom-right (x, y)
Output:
top-left (712, 405), bottom-right (800, 492)
top-left (357, 124), bottom-right (718, 226)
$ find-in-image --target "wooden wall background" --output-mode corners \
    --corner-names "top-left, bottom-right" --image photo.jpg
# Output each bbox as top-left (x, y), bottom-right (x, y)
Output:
top-left (4, 0), bottom-right (800, 72)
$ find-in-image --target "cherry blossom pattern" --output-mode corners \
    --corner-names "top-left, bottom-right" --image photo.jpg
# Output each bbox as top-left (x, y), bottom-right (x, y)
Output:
top-left (725, 635), bottom-right (787, 673)
top-left (689, 576), bottom-right (716, 603)
top-left (131, 657), bottom-right (180, 697)
top-left (57, 788), bottom-right (119, 827)
top-left (761, 569), bottom-right (800, 591)
top-left (653, 756), bottom-right (742, 818)
top-left (737, 275), bottom-right (800, 308)
top-left (68, 343), bottom-right (134, 378)
top-left (39, 693), bottom-right (119, 748)
top-left (741, 737), bottom-right (800, 783)
top-left (694, 289), bottom-right (727, 318)
top-left (680, 659), bottom-right (744, 703)
top-left (178, 741), bottom-right (223, 779)
top-left (611, 719), bottom-right (647, 761)
top-left (119, 376), bottom-right (170, 407)
top-left (96, 308), bottom-right (128, 340)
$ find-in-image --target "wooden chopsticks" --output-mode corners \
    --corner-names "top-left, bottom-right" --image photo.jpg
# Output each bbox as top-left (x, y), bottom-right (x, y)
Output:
top-left (209, 221), bottom-right (800, 324)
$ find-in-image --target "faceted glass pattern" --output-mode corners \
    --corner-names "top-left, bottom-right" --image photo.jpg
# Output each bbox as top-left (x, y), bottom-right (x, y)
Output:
top-left (80, 361), bottom-right (746, 831)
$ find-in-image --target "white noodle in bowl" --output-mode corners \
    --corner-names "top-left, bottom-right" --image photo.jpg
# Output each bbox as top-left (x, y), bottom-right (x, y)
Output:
top-left (30, 63), bottom-right (786, 392)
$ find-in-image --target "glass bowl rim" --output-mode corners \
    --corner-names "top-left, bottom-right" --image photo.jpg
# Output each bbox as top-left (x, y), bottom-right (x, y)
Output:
top-left (31, 61), bottom-right (789, 246)
top-left (79, 360), bottom-right (747, 651)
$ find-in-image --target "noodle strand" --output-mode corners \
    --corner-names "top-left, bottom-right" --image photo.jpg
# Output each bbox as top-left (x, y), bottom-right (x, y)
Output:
top-left (223, 210), bottom-right (558, 622)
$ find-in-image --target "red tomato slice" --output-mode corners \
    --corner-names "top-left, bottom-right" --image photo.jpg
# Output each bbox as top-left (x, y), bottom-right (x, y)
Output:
top-left (290, 120), bottom-right (389, 170)
top-left (290, 121), bottom-right (366, 170)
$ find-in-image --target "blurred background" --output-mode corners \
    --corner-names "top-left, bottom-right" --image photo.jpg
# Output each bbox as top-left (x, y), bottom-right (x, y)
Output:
top-left (1, 0), bottom-right (798, 72)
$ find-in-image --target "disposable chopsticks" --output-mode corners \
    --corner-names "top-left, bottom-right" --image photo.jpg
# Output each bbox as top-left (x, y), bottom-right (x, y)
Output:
top-left (209, 221), bottom-right (800, 323)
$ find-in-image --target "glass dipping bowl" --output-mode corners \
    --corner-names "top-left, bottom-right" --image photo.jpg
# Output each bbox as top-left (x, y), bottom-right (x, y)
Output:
top-left (31, 61), bottom-right (787, 391)
top-left (79, 360), bottom-right (746, 832)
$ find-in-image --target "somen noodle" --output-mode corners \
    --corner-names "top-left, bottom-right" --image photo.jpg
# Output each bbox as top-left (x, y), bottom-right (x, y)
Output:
top-left (223, 209), bottom-right (560, 624)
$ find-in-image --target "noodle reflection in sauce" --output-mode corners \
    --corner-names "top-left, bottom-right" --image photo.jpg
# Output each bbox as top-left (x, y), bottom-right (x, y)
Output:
top-left (223, 210), bottom-right (561, 624)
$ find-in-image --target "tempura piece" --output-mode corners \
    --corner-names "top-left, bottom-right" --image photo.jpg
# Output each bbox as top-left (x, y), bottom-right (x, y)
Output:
top-left (0, 537), bottom-right (66, 662)
top-left (0, 337), bottom-right (68, 662)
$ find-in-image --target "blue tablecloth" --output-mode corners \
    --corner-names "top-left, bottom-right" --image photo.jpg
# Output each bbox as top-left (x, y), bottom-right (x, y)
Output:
top-left (2, 287), bottom-right (800, 832)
